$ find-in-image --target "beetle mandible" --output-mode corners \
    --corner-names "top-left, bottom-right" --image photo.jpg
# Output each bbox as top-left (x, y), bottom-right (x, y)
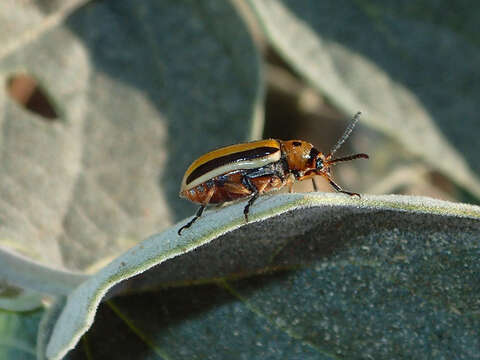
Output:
top-left (178, 112), bottom-right (369, 235)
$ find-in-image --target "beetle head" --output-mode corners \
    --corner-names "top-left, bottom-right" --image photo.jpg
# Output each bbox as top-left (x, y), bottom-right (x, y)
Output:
top-left (313, 111), bottom-right (369, 176)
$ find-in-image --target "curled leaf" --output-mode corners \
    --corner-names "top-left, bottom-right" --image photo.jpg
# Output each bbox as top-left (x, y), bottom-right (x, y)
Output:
top-left (45, 193), bottom-right (480, 359)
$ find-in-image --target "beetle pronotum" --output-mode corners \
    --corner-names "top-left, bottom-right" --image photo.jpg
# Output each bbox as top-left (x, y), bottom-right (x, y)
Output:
top-left (178, 112), bottom-right (369, 235)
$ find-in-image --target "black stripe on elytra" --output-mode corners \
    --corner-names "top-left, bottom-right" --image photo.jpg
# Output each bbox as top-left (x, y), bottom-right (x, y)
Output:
top-left (186, 146), bottom-right (280, 185)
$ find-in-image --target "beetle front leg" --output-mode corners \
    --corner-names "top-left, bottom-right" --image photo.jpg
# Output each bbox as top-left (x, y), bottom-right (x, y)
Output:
top-left (327, 177), bottom-right (360, 198)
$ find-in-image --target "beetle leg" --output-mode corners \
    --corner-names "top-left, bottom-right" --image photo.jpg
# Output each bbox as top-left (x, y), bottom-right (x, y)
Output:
top-left (311, 177), bottom-right (318, 192)
top-left (178, 187), bottom-right (215, 235)
top-left (327, 177), bottom-right (360, 198)
top-left (178, 205), bottom-right (205, 235)
top-left (286, 174), bottom-right (295, 193)
top-left (242, 175), bottom-right (271, 222)
top-left (244, 194), bottom-right (258, 222)
top-left (241, 176), bottom-right (258, 222)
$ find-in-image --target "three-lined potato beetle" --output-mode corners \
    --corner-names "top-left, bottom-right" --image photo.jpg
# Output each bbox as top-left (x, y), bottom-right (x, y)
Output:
top-left (178, 112), bottom-right (369, 235)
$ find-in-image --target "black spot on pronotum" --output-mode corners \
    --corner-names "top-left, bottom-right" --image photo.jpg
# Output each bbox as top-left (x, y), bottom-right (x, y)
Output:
top-left (292, 141), bottom-right (302, 147)
top-left (6, 74), bottom-right (58, 120)
top-left (308, 147), bottom-right (320, 161)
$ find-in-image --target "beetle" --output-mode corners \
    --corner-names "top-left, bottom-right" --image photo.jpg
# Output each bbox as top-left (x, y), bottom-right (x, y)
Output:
top-left (178, 112), bottom-right (369, 235)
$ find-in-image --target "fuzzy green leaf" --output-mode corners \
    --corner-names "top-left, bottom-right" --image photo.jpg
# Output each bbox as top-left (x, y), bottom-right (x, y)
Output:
top-left (0, 0), bottom-right (261, 290)
top-left (43, 193), bottom-right (480, 359)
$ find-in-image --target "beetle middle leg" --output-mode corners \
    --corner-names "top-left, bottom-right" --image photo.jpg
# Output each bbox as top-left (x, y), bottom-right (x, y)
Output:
top-left (242, 176), bottom-right (259, 222)
top-left (241, 175), bottom-right (271, 222)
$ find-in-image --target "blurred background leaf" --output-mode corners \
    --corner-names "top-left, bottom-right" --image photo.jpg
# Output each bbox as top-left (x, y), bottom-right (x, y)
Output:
top-left (0, 283), bottom-right (44, 312)
top-left (1, 0), bottom-right (480, 359)
top-left (0, 0), bottom-right (261, 279)
top-left (0, 309), bottom-right (42, 360)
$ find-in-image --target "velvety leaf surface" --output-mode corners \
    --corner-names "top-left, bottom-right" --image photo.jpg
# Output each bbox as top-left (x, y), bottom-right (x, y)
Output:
top-left (0, 0), bottom-right (261, 282)
top-left (65, 262), bottom-right (480, 360)
top-left (0, 249), bottom-right (88, 297)
top-left (41, 193), bottom-right (480, 359)
top-left (248, 0), bottom-right (480, 198)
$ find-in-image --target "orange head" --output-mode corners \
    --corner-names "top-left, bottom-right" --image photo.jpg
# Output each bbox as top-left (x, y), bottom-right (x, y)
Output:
top-left (281, 112), bottom-right (369, 181)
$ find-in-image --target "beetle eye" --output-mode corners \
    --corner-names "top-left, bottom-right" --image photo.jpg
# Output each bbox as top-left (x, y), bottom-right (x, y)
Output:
top-left (316, 157), bottom-right (323, 169)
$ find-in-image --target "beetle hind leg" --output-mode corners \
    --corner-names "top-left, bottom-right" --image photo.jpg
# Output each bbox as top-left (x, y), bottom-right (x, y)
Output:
top-left (178, 186), bottom-right (215, 235)
top-left (178, 205), bottom-right (206, 235)
top-left (242, 175), bottom-right (271, 222)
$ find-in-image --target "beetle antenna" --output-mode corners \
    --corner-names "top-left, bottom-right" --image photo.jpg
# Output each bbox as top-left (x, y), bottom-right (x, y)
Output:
top-left (329, 112), bottom-right (362, 157)
top-left (328, 153), bottom-right (369, 165)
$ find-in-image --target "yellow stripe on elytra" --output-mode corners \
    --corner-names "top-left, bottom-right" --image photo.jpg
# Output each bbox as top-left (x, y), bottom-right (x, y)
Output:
top-left (181, 139), bottom-right (281, 192)
top-left (184, 139), bottom-right (280, 179)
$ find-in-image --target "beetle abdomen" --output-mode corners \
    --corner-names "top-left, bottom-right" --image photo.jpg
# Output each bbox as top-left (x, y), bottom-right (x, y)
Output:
top-left (181, 171), bottom-right (285, 205)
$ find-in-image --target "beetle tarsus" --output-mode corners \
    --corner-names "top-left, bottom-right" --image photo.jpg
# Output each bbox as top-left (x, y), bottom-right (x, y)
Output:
top-left (341, 190), bottom-right (361, 198)
top-left (178, 205), bottom-right (205, 235)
